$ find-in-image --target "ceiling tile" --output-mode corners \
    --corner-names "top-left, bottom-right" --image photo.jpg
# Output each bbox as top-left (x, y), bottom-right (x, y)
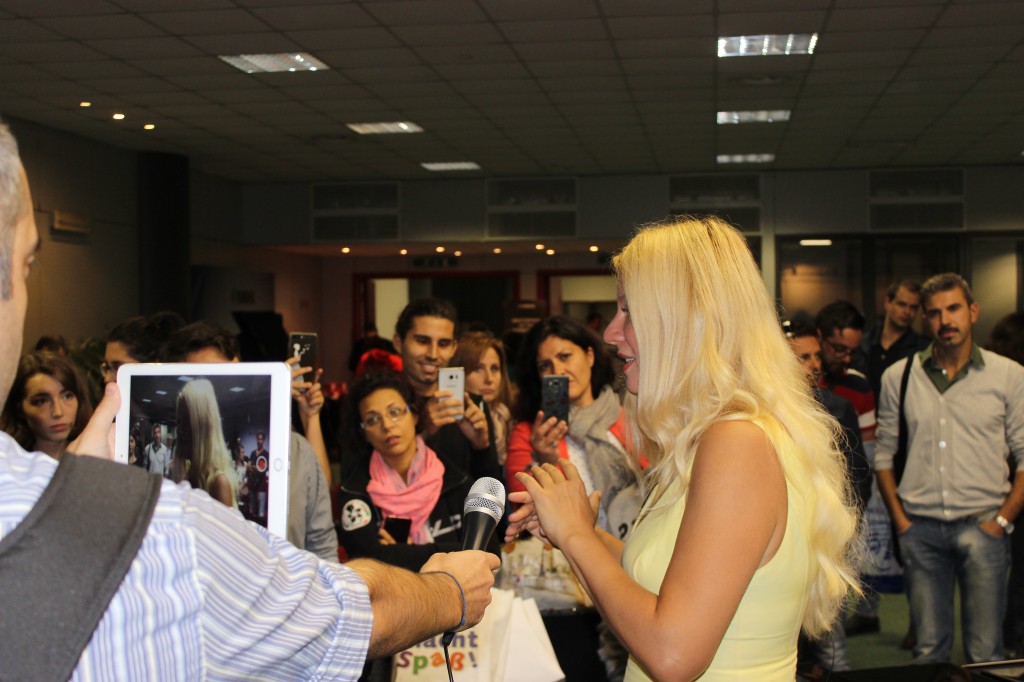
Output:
top-left (608, 15), bottom-right (713, 39)
top-left (717, 10), bottom-right (827, 34)
top-left (249, 4), bottom-right (378, 31)
top-left (87, 36), bottom-right (204, 59)
top-left (412, 43), bottom-right (519, 65)
top-left (364, 1), bottom-right (489, 26)
top-left (184, 32), bottom-right (300, 53)
top-left (285, 27), bottom-right (400, 51)
top-left (391, 23), bottom-right (504, 46)
top-left (498, 18), bottom-right (606, 43)
top-left (515, 41), bottom-right (617, 61)
top-left (599, 0), bottom-right (713, 16)
top-left (37, 13), bottom-right (165, 39)
top-left (0, 0), bottom-right (123, 18)
top-left (827, 6), bottom-right (943, 31)
top-left (0, 18), bottom-right (67, 42)
top-left (477, 0), bottom-right (599, 21)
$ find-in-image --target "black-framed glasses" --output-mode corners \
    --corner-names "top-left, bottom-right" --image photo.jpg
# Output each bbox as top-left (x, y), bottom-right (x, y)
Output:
top-left (360, 404), bottom-right (410, 430)
top-left (822, 338), bottom-right (861, 358)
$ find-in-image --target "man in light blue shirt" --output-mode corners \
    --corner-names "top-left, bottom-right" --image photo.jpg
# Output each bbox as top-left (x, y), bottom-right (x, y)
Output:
top-left (0, 121), bottom-right (499, 680)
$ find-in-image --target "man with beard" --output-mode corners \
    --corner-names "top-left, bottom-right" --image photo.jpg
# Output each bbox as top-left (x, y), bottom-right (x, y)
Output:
top-left (874, 273), bottom-right (1024, 664)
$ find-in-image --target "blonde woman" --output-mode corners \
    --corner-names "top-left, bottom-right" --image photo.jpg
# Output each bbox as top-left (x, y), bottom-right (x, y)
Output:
top-left (506, 217), bottom-right (860, 681)
top-left (171, 378), bottom-right (237, 509)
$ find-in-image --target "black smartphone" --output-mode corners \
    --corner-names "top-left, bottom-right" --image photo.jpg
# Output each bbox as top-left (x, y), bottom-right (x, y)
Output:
top-left (541, 375), bottom-right (570, 424)
top-left (383, 516), bottom-right (412, 544)
top-left (288, 332), bottom-right (318, 383)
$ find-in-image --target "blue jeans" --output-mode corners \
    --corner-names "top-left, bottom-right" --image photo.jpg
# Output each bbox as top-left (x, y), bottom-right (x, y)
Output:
top-left (898, 514), bottom-right (1009, 663)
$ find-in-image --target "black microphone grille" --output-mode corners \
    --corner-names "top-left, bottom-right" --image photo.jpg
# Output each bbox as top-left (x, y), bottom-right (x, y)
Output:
top-left (464, 476), bottom-right (505, 520)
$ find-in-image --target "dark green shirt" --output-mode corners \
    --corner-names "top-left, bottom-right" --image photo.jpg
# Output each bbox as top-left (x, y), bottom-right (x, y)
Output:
top-left (920, 343), bottom-right (985, 394)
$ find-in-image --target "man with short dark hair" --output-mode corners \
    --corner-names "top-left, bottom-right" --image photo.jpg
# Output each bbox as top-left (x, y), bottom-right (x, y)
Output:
top-left (860, 280), bottom-right (929, 398)
top-left (0, 121), bottom-right (498, 679)
top-left (816, 300), bottom-right (876, 445)
top-left (166, 321), bottom-right (339, 562)
top-left (392, 298), bottom-right (499, 479)
top-left (144, 422), bottom-right (169, 476)
top-left (786, 319), bottom-right (870, 675)
top-left (875, 273), bottom-right (1024, 663)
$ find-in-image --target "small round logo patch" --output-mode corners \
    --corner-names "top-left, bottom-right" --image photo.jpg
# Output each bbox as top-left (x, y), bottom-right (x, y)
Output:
top-left (342, 499), bottom-right (373, 531)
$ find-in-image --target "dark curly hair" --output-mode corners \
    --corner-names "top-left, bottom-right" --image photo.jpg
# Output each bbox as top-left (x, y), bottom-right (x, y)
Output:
top-left (341, 370), bottom-right (420, 461)
top-left (512, 316), bottom-right (615, 423)
top-left (107, 311), bottom-right (186, 362)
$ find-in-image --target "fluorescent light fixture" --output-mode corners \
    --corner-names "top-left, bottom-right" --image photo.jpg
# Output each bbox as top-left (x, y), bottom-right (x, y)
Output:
top-left (229, 386), bottom-right (245, 393)
top-left (535, 244), bottom-right (545, 250)
top-left (421, 161), bottom-right (481, 171)
top-left (718, 33), bottom-right (818, 57)
top-left (717, 110), bottom-right (791, 124)
top-left (346, 121), bottom-right (423, 135)
top-left (219, 53), bottom-right (328, 74)
top-left (400, 249), bottom-right (408, 255)
top-left (155, 390), bottom-right (168, 396)
top-left (589, 245), bottom-right (599, 252)
top-left (142, 398), bottom-right (151, 403)
top-left (717, 153), bottom-right (775, 164)
top-left (800, 239), bottom-right (833, 246)
top-left (340, 247), bottom-right (350, 254)
top-left (454, 250), bottom-right (463, 256)
top-left (143, 124), bottom-right (156, 130)
top-left (545, 249), bottom-right (555, 255)
top-left (112, 113), bottom-right (125, 120)
top-left (436, 246), bottom-right (445, 253)
top-left (492, 247), bottom-right (502, 254)
top-left (79, 101), bottom-right (91, 107)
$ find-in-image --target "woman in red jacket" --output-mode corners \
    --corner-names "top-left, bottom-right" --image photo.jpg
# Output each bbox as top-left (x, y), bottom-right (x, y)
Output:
top-left (508, 316), bottom-right (643, 542)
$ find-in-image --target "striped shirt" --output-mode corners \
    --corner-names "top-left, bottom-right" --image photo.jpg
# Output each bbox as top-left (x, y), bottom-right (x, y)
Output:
top-left (0, 433), bottom-right (372, 681)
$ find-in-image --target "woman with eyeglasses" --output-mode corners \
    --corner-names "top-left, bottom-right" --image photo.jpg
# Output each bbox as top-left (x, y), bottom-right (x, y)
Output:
top-left (337, 370), bottom-right (496, 571)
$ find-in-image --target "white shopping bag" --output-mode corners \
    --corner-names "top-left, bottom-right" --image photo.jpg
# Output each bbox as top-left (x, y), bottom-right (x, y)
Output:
top-left (393, 588), bottom-right (564, 682)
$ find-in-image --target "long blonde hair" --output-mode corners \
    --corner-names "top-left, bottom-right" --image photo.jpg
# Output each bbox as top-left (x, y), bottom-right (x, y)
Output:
top-left (612, 217), bottom-right (860, 636)
top-left (174, 378), bottom-right (237, 503)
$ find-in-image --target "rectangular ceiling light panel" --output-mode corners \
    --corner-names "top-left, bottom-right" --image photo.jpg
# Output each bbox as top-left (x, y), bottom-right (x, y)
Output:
top-left (219, 53), bottom-right (328, 73)
top-left (717, 110), bottom-right (792, 124)
top-left (347, 122), bottom-right (424, 134)
top-left (717, 34), bottom-right (818, 57)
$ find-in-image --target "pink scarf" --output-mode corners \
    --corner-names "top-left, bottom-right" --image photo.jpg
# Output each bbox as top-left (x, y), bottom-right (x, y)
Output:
top-left (366, 437), bottom-right (444, 545)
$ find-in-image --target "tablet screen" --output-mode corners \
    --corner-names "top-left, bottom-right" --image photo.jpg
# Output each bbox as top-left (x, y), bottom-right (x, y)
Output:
top-left (115, 362), bottom-right (292, 539)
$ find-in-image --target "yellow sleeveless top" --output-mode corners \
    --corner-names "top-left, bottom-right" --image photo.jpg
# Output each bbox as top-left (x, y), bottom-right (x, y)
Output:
top-left (621, 465), bottom-right (812, 681)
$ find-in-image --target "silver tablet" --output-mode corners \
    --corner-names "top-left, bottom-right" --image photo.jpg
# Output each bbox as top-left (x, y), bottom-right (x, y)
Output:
top-left (115, 362), bottom-right (292, 539)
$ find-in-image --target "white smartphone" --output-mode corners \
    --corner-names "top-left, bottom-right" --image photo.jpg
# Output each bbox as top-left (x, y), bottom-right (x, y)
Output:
top-left (438, 367), bottom-right (466, 420)
top-left (115, 362), bottom-right (293, 540)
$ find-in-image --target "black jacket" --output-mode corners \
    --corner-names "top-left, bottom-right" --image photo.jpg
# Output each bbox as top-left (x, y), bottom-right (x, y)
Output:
top-left (336, 441), bottom-right (501, 571)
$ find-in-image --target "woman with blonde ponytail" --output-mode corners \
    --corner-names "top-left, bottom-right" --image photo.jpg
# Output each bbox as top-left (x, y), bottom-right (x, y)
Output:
top-left (506, 217), bottom-right (860, 681)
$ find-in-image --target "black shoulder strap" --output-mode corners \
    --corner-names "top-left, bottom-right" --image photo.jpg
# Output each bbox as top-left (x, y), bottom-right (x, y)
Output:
top-left (0, 455), bottom-right (162, 682)
top-left (892, 354), bottom-right (916, 485)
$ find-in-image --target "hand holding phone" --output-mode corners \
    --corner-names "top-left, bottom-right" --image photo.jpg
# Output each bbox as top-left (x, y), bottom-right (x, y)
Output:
top-left (288, 332), bottom-right (318, 384)
top-left (541, 375), bottom-right (570, 424)
top-left (438, 367), bottom-right (466, 421)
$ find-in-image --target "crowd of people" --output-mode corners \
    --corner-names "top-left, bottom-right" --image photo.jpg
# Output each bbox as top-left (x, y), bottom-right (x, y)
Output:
top-left (2, 114), bottom-right (1023, 681)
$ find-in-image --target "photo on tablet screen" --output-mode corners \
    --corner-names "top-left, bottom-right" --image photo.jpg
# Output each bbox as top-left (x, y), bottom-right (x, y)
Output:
top-left (115, 362), bottom-right (291, 539)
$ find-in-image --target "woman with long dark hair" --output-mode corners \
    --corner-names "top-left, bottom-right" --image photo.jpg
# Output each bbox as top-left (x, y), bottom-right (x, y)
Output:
top-left (1, 352), bottom-right (93, 460)
top-left (509, 316), bottom-right (642, 541)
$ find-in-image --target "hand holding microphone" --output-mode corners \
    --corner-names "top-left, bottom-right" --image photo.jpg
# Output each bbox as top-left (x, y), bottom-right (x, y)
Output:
top-left (435, 477), bottom-right (505, 645)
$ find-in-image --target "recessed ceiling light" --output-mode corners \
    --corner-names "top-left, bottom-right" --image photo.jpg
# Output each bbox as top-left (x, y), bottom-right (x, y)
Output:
top-left (340, 247), bottom-right (350, 254)
top-left (546, 249), bottom-right (555, 255)
top-left (436, 246), bottom-right (445, 253)
top-left (79, 101), bottom-right (91, 108)
top-left (347, 121), bottom-right (423, 135)
top-left (143, 124), bottom-right (156, 130)
top-left (717, 110), bottom-right (791, 124)
top-left (535, 244), bottom-right (545, 250)
top-left (219, 52), bottom-right (328, 74)
top-left (492, 247), bottom-right (502, 254)
top-left (112, 113), bottom-right (125, 120)
top-left (799, 239), bottom-right (833, 246)
top-left (716, 153), bottom-right (775, 164)
top-left (454, 250), bottom-right (462, 256)
top-left (400, 248), bottom-right (408, 255)
top-left (421, 161), bottom-right (481, 171)
top-left (229, 386), bottom-right (245, 393)
top-left (718, 33), bottom-right (818, 57)
top-left (589, 245), bottom-right (599, 252)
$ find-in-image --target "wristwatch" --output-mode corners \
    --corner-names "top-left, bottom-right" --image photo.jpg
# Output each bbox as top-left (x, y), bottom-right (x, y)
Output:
top-left (996, 515), bottom-right (1015, 535)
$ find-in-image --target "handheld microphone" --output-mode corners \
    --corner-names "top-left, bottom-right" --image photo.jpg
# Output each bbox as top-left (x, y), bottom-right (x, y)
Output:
top-left (460, 476), bottom-right (505, 551)
top-left (441, 477), bottom-right (505, 646)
